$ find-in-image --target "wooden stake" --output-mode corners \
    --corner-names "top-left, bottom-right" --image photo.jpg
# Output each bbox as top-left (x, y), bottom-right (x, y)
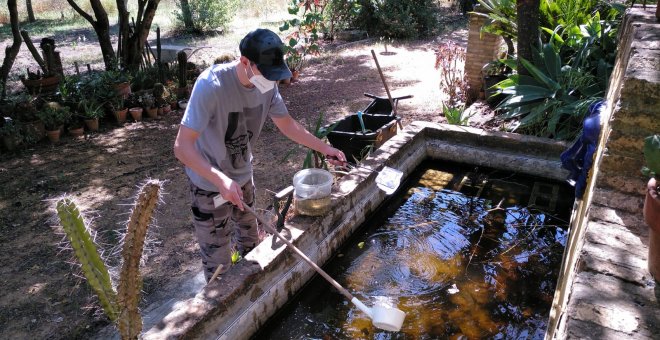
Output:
top-left (205, 264), bottom-right (224, 286)
top-left (74, 62), bottom-right (80, 76)
top-left (370, 49), bottom-right (397, 116)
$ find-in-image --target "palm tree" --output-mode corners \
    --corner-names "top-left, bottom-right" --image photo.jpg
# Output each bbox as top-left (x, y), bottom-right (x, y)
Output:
top-left (516, 0), bottom-right (540, 76)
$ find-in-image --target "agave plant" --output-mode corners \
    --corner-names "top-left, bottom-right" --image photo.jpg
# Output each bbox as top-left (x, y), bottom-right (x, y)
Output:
top-left (495, 42), bottom-right (602, 140)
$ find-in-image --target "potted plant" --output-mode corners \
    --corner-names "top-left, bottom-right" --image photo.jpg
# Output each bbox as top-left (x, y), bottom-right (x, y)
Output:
top-left (643, 134), bottom-right (660, 281)
top-left (110, 96), bottom-right (129, 124)
top-left (13, 94), bottom-right (45, 141)
top-left (0, 118), bottom-right (23, 151)
top-left (68, 117), bottom-right (85, 138)
top-left (37, 103), bottom-right (72, 143)
top-left (105, 70), bottom-right (131, 98)
top-left (80, 99), bottom-right (104, 131)
top-left (142, 93), bottom-right (157, 119)
top-left (167, 92), bottom-right (178, 110)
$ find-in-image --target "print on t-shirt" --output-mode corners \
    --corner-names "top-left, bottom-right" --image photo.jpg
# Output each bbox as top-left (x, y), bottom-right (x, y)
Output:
top-left (224, 106), bottom-right (262, 169)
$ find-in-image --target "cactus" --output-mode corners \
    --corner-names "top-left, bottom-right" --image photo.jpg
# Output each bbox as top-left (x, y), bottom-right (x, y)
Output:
top-left (56, 199), bottom-right (119, 322)
top-left (152, 82), bottom-right (165, 100)
top-left (116, 180), bottom-right (161, 340)
top-left (55, 179), bottom-right (162, 340)
top-left (177, 50), bottom-right (188, 89)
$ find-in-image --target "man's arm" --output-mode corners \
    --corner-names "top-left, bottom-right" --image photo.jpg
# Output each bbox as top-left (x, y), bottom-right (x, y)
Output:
top-left (271, 115), bottom-right (346, 164)
top-left (173, 125), bottom-right (245, 209)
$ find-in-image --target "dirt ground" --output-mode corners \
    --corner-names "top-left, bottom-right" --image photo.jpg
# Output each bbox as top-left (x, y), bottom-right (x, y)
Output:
top-left (0, 16), bottom-right (502, 339)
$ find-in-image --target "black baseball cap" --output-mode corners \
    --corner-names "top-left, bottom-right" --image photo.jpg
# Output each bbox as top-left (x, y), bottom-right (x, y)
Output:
top-left (239, 29), bottom-right (292, 81)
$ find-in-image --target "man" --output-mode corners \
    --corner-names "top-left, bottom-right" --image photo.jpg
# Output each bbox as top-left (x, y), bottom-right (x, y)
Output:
top-left (173, 28), bottom-right (346, 282)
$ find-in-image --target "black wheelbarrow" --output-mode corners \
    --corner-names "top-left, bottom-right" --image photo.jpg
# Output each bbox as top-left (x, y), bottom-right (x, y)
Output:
top-left (325, 93), bottom-right (412, 163)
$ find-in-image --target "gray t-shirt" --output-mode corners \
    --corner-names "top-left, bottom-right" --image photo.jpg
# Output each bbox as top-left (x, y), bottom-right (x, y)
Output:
top-left (181, 62), bottom-right (289, 191)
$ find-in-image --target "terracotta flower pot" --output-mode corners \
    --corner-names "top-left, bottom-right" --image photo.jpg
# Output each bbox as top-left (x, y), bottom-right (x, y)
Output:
top-left (21, 75), bottom-right (60, 95)
top-left (146, 107), bottom-right (158, 119)
top-left (68, 126), bottom-right (84, 138)
top-left (46, 127), bottom-right (62, 143)
top-left (2, 134), bottom-right (20, 151)
top-left (644, 177), bottom-right (660, 281)
top-left (24, 120), bottom-right (45, 141)
top-left (129, 107), bottom-right (143, 122)
top-left (113, 82), bottom-right (131, 98)
top-left (84, 118), bottom-right (99, 132)
top-left (116, 108), bottom-right (129, 123)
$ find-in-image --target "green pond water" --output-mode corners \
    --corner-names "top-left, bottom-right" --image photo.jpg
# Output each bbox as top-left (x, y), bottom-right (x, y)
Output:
top-left (255, 161), bottom-right (573, 339)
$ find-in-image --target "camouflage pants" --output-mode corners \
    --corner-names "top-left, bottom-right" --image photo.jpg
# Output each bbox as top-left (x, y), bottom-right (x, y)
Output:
top-left (189, 179), bottom-right (258, 282)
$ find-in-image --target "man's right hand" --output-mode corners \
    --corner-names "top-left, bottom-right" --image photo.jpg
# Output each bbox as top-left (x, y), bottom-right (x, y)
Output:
top-left (216, 173), bottom-right (244, 210)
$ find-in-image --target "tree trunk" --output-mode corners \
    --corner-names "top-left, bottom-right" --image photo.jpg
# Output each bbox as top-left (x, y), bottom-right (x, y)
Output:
top-left (66, 0), bottom-right (116, 70)
top-left (179, 0), bottom-right (194, 30)
top-left (26, 0), bottom-right (36, 22)
top-left (1, 0), bottom-right (22, 99)
top-left (516, 0), bottom-right (540, 76)
top-left (118, 0), bottom-right (161, 71)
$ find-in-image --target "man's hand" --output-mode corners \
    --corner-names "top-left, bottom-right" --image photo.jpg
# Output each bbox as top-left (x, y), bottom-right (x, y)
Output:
top-left (324, 146), bottom-right (347, 166)
top-left (215, 173), bottom-right (244, 210)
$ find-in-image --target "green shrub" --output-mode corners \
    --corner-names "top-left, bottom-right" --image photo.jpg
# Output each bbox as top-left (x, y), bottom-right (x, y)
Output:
top-left (174, 0), bottom-right (238, 33)
top-left (375, 0), bottom-right (439, 39)
top-left (325, 0), bottom-right (439, 39)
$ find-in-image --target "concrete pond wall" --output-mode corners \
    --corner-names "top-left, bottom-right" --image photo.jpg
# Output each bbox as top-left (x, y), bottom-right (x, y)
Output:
top-left (140, 122), bottom-right (570, 339)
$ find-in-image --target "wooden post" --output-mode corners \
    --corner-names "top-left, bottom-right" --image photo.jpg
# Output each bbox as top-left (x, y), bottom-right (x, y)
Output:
top-left (87, 64), bottom-right (92, 73)
top-left (74, 62), bottom-right (80, 76)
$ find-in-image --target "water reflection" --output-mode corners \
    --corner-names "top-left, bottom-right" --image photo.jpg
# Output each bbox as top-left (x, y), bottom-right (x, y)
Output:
top-left (255, 161), bottom-right (572, 339)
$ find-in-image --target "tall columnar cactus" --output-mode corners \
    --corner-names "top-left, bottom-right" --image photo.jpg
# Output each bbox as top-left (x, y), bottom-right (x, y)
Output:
top-left (177, 50), bottom-right (188, 89)
top-left (55, 179), bottom-right (162, 340)
top-left (117, 180), bottom-right (161, 340)
top-left (56, 199), bottom-right (119, 321)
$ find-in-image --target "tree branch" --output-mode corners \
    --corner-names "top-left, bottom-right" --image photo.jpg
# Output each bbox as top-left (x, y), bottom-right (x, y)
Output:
top-left (0, 0), bottom-right (22, 98)
top-left (66, 0), bottom-right (97, 25)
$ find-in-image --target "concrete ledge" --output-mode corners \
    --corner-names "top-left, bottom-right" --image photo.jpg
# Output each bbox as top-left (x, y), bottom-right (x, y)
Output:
top-left (140, 121), bottom-right (573, 339)
top-left (566, 271), bottom-right (660, 339)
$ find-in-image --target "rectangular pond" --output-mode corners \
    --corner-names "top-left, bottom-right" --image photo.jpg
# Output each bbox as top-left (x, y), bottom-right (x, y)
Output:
top-left (142, 122), bottom-right (573, 340)
top-left (255, 160), bottom-right (573, 339)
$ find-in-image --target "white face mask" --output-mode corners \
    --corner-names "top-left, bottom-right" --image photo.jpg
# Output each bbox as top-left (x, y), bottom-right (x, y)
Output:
top-left (246, 63), bottom-right (275, 93)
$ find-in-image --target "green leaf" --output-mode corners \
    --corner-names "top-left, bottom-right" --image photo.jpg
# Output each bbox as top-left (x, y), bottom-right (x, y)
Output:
top-left (357, 242), bottom-right (365, 249)
top-left (500, 102), bottom-right (538, 119)
top-left (289, 38), bottom-right (298, 47)
top-left (520, 58), bottom-right (560, 91)
top-left (500, 85), bottom-right (554, 97)
top-left (231, 250), bottom-right (241, 264)
top-left (541, 27), bottom-right (565, 45)
top-left (643, 135), bottom-right (660, 176)
top-left (542, 43), bottom-right (560, 81)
